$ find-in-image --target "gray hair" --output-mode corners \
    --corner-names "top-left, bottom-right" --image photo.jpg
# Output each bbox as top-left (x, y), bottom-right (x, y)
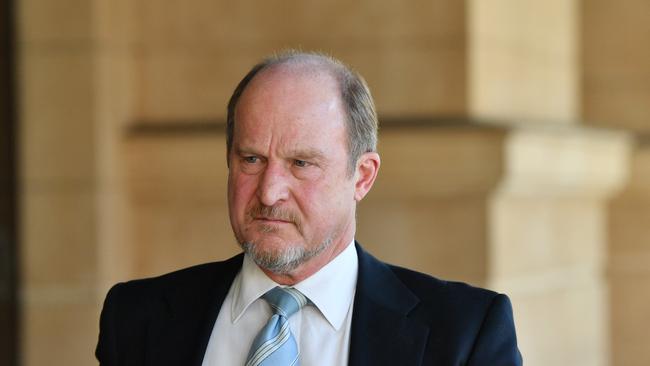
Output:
top-left (226, 50), bottom-right (378, 174)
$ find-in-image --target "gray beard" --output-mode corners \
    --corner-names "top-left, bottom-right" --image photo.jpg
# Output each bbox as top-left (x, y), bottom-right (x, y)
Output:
top-left (241, 238), bottom-right (331, 274)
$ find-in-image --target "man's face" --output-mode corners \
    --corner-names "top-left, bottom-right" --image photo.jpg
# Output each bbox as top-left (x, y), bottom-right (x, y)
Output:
top-left (227, 67), bottom-right (357, 275)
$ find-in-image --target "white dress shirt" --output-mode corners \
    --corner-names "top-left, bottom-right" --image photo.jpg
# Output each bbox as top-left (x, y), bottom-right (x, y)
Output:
top-left (201, 241), bottom-right (358, 366)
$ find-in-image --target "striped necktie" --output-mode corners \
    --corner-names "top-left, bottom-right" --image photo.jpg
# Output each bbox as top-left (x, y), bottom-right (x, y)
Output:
top-left (245, 287), bottom-right (307, 366)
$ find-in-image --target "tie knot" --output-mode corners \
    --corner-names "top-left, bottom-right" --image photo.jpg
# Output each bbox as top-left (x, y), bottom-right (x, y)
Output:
top-left (263, 287), bottom-right (307, 318)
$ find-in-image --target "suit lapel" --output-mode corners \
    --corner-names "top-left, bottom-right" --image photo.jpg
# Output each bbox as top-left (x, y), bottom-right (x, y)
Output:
top-left (146, 254), bottom-right (244, 366)
top-left (189, 255), bottom-right (243, 366)
top-left (348, 244), bottom-right (430, 366)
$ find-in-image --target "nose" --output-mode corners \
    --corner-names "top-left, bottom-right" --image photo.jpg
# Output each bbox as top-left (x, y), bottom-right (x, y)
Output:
top-left (256, 161), bottom-right (290, 206)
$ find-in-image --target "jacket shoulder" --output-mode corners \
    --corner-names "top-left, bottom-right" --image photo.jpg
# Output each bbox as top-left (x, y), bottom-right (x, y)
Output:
top-left (387, 264), bottom-right (521, 365)
top-left (388, 264), bottom-right (500, 310)
top-left (111, 254), bottom-right (243, 298)
top-left (96, 255), bottom-right (244, 364)
top-left (115, 260), bottom-right (223, 292)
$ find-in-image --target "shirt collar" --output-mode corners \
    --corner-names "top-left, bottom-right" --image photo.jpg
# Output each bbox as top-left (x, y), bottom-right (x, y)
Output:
top-left (231, 240), bottom-right (358, 331)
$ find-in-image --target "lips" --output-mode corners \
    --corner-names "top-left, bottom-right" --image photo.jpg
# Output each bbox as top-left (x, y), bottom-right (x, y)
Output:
top-left (255, 217), bottom-right (292, 224)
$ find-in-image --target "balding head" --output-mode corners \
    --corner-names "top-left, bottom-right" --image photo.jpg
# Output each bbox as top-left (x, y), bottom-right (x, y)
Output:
top-left (226, 51), bottom-right (378, 174)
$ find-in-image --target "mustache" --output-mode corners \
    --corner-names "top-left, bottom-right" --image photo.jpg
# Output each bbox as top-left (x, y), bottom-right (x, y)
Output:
top-left (248, 204), bottom-right (302, 230)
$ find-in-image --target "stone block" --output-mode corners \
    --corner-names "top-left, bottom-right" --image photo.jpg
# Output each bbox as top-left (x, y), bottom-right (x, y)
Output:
top-left (609, 197), bottom-right (650, 255)
top-left (19, 44), bottom-right (96, 187)
top-left (132, 0), bottom-right (289, 44)
top-left (499, 128), bottom-right (630, 197)
top-left (134, 47), bottom-right (274, 120)
top-left (491, 195), bottom-right (605, 277)
top-left (22, 296), bottom-right (99, 366)
top-left (345, 45), bottom-right (466, 117)
top-left (131, 0), bottom-right (467, 120)
top-left (582, 0), bottom-right (650, 132)
top-left (608, 142), bottom-right (650, 366)
top-left (95, 0), bottom-right (137, 44)
top-left (21, 189), bottom-right (97, 287)
top-left (610, 273), bottom-right (650, 366)
top-left (124, 135), bottom-right (227, 204)
top-left (95, 50), bottom-right (137, 131)
top-left (123, 134), bottom-right (236, 278)
top-left (372, 127), bottom-right (504, 198)
top-left (468, 0), bottom-right (579, 121)
top-left (618, 143), bottom-right (650, 196)
top-left (584, 86), bottom-right (650, 132)
top-left (287, 0), bottom-right (465, 41)
top-left (17, 0), bottom-right (93, 43)
top-left (132, 0), bottom-right (463, 44)
top-left (357, 196), bottom-right (488, 285)
top-left (135, 42), bottom-right (467, 119)
top-left (505, 280), bottom-right (609, 366)
top-left (128, 202), bottom-right (237, 278)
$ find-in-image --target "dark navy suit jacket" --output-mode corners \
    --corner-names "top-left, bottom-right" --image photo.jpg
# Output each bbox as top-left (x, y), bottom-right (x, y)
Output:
top-left (96, 243), bottom-right (523, 365)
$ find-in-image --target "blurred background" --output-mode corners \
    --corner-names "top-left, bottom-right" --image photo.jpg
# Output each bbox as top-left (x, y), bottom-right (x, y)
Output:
top-left (1, 0), bottom-right (649, 365)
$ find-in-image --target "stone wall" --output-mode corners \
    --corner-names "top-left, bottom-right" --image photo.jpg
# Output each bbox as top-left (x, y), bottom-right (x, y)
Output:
top-left (16, 1), bottom-right (649, 365)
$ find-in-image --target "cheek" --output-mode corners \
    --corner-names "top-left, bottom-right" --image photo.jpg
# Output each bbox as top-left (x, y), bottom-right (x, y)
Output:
top-left (299, 178), bottom-right (352, 215)
top-left (229, 174), bottom-right (259, 214)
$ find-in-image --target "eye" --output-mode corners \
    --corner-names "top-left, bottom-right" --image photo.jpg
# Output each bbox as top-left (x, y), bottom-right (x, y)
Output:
top-left (243, 156), bottom-right (259, 164)
top-left (293, 159), bottom-right (309, 168)
top-left (239, 155), bottom-right (265, 174)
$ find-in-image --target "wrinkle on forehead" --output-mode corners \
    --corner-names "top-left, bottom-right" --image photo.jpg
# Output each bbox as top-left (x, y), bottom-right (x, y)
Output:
top-left (230, 56), bottom-right (350, 170)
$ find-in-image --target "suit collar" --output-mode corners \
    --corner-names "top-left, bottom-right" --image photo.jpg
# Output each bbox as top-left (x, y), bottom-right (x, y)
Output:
top-left (348, 242), bottom-right (430, 366)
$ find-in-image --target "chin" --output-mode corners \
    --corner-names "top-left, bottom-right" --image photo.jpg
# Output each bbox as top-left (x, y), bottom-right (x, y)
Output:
top-left (240, 236), bottom-right (331, 275)
top-left (241, 240), bottom-right (305, 274)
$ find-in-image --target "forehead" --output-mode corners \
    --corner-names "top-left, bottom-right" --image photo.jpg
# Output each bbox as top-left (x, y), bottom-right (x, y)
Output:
top-left (239, 64), bottom-right (341, 116)
top-left (233, 65), bottom-right (348, 149)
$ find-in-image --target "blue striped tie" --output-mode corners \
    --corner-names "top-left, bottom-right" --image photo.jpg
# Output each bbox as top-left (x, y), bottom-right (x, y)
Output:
top-left (245, 287), bottom-right (307, 366)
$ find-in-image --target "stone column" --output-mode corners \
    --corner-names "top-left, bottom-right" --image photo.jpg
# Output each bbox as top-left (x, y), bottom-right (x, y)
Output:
top-left (608, 145), bottom-right (650, 366)
top-left (17, 0), bottom-right (133, 364)
top-left (466, 1), bottom-right (631, 365)
top-left (488, 128), bottom-right (629, 366)
top-left (583, 2), bottom-right (650, 365)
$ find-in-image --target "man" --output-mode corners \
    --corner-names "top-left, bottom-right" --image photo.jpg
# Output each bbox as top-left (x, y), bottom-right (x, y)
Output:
top-left (96, 51), bottom-right (522, 366)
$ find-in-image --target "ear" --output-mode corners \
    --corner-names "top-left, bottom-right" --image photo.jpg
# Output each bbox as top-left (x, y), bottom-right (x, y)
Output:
top-left (354, 152), bottom-right (380, 202)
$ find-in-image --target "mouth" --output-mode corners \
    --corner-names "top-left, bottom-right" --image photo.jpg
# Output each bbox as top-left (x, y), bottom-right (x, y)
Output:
top-left (254, 217), bottom-right (293, 224)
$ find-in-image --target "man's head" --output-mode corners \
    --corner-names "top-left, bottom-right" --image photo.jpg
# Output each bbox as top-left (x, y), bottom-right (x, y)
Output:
top-left (227, 51), bottom-right (378, 175)
top-left (226, 51), bottom-right (380, 284)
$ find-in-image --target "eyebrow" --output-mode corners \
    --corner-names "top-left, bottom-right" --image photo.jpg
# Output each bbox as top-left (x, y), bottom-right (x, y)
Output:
top-left (233, 146), bottom-right (257, 156)
top-left (288, 148), bottom-right (326, 161)
top-left (234, 146), bottom-right (327, 161)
